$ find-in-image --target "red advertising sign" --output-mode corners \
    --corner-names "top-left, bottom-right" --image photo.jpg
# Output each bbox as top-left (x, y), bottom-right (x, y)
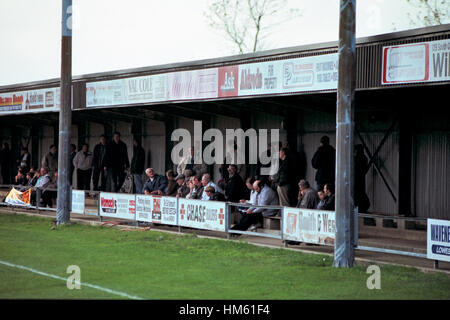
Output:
top-left (218, 66), bottom-right (238, 97)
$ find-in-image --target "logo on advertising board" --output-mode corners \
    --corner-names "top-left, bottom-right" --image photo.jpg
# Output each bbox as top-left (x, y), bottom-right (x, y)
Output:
top-left (218, 208), bottom-right (224, 225)
top-left (283, 62), bottom-right (314, 89)
top-left (428, 219), bottom-right (450, 262)
top-left (152, 197), bottom-right (161, 221)
top-left (129, 199), bottom-right (135, 214)
top-left (285, 212), bottom-right (298, 235)
top-left (45, 91), bottom-right (55, 108)
top-left (100, 197), bottom-right (117, 214)
top-left (0, 94), bottom-right (23, 112)
top-left (218, 66), bottom-right (238, 97)
top-left (180, 204), bottom-right (185, 220)
top-left (240, 67), bottom-right (263, 90)
top-left (28, 91), bottom-right (45, 109)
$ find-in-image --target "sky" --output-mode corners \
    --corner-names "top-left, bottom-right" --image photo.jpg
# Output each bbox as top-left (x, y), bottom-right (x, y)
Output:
top-left (0, 0), bottom-right (437, 86)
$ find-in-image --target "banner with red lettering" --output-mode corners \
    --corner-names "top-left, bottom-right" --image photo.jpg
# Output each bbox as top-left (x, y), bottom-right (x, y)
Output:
top-left (178, 198), bottom-right (226, 232)
top-left (99, 192), bottom-right (136, 220)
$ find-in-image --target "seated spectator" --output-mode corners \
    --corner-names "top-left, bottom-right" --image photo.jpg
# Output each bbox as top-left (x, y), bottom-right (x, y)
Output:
top-left (142, 168), bottom-right (167, 195)
top-left (40, 172), bottom-right (58, 207)
top-left (225, 164), bottom-right (247, 203)
top-left (204, 186), bottom-right (226, 201)
top-left (164, 170), bottom-right (178, 196)
top-left (296, 179), bottom-right (319, 209)
top-left (239, 177), bottom-right (257, 205)
top-left (30, 167), bottom-right (52, 205)
top-left (231, 179), bottom-right (279, 231)
top-left (200, 173), bottom-right (224, 201)
top-left (322, 182), bottom-right (335, 211)
top-left (14, 168), bottom-right (27, 186)
top-left (190, 174), bottom-right (204, 200)
top-left (185, 176), bottom-right (196, 199)
top-left (175, 174), bottom-right (190, 198)
top-left (316, 190), bottom-right (326, 210)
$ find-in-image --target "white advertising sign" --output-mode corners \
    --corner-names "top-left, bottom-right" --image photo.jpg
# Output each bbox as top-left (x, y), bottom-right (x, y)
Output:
top-left (135, 195), bottom-right (178, 226)
top-left (178, 198), bottom-right (226, 232)
top-left (382, 39), bottom-right (450, 84)
top-left (0, 87), bottom-right (60, 115)
top-left (283, 207), bottom-right (335, 245)
top-left (99, 192), bottom-right (136, 220)
top-left (427, 219), bottom-right (450, 262)
top-left (167, 68), bottom-right (218, 100)
top-left (238, 61), bottom-right (281, 96)
top-left (71, 190), bottom-right (85, 214)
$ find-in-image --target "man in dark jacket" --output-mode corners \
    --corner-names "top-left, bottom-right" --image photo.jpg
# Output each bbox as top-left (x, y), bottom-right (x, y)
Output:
top-left (225, 164), bottom-right (247, 203)
top-left (130, 138), bottom-right (145, 194)
top-left (69, 144), bottom-right (76, 186)
top-left (92, 135), bottom-right (107, 191)
top-left (354, 144), bottom-right (370, 213)
top-left (311, 136), bottom-right (336, 192)
top-left (103, 132), bottom-right (129, 192)
top-left (274, 147), bottom-right (294, 207)
top-left (0, 142), bottom-right (11, 184)
top-left (322, 182), bottom-right (335, 211)
top-left (142, 168), bottom-right (167, 195)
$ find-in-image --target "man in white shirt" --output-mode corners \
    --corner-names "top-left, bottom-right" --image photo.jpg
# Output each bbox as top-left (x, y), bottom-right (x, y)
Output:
top-left (200, 173), bottom-right (224, 201)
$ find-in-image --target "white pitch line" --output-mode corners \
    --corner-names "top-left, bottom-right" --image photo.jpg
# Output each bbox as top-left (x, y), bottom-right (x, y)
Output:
top-left (0, 260), bottom-right (143, 300)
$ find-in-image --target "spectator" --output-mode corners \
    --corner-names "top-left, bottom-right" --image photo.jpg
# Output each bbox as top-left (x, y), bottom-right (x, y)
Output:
top-left (103, 132), bottom-right (129, 192)
top-left (142, 168), bottom-right (167, 195)
top-left (322, 182), bottom-right (335, 211)
top-left (225, 164), bottom-right (247, 203)
top-left (0, 142), bottom-right (11, 184)
top-left (17, 147), bottom-right (31, 173)
top-left (14, 168), bottom-right (27, 186)
top-left (273, 147), bottom-right (294, 207)
top-left (190, 174), bottom-right (204, 200)
top-left (30, 167), bottom-right (52, 205)
top-left (239, 177), bottom-right (257, 206)
top-left (73, 143), bottom-right (93, 191)
top-left (40, 171), bottom-right (58, 207)
top-left (177, 146), bottom-right (207, 177)
top-left (316, 190), bottom-right (326, 210)
top-left (185, 176), bottom-right (196, 199)
top-left (164, 170), bottom-right (178, 196)
top-left (92, 135), bottom-right (107, 191)
top-left (204, 185), bottom-right (226, 201)
top-left (354, 144), bottom-right (370, 213)
top-left (175, 174), bottom-right (190, 198)
top-left (231, 179), bottom-right (279, 231)
top-left (311, 135), bottom-right (336, 192)
top-left (296, 179), bottom-right (319, 209)
top-left (130, 138), bottom-right (145, 194)
top-left (200, 173), bottom-right (224, 200)
top-left (42, 144), bottom-right (58, 177)
top-left (69, 144), bottom-right (76, 186)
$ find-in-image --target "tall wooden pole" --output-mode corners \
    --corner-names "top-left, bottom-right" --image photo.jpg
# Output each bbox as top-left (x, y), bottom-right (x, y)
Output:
top-left (56, 0), bottom-right (72, 225)
top-left (334, 0), bottom-right (356, 267)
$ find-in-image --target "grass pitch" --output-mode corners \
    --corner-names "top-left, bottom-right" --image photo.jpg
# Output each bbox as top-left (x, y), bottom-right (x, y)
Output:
top-left (0, 212), bottom-right (449, 299)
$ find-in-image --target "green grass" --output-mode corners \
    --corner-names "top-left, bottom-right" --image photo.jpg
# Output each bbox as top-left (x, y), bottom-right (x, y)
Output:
top-left (0, 212), bottom-right (449, 299)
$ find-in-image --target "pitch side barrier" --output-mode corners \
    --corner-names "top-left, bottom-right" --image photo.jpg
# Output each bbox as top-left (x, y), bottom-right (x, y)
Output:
top-left (1, 186), bottom-right (447, 268)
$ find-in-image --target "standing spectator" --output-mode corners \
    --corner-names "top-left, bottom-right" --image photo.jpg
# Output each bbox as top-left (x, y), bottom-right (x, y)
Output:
top-left (200, 173), bottom-right (224, 200)
top-left (164, 170), bottom-right (178, 196)
top-left (274, 148), bottom-right (294, 207)
top-left (130, 138), bottom-right (145, 194)
top-left (296, 179), bottom-right (319, 209)
top-left (103, 132), bottom-right (129, 192)
top-left (73, 143), bottom-right (93, 191)
top-left (354, 144), bottom-right (370, 213)
top-left (231, 179), bottom-right (279, 231)
top-left (177, 146), bottom-right (207, 177)
top-left (42, 144), bottom-right (58, 177)
top-left (311, 136), bottom-right (336, 191)
top-left (17, 147), bottom-right (31, 173)
top-left (0, 142), bottom-right (11, 184)
top-left (142, 168), bottom-right (167, 195)
top-left (322, 182), bottom-right (335, 211)
top-left (69, 144), bottom-right (76, 186)
top-left (92, 135), bottom-right (107, 191)
top-left (225, 164), bottom-right (247, 203)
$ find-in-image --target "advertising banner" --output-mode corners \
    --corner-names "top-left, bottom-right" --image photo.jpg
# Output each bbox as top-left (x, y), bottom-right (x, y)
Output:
top-left (0, 87), bottom-right (60, 115)
top-left (167, 68), bottom-right (218, 100)
top-left (238, 61), bottom-right (281, 96)
top-left (218, 65), bottom-right (239, 97)
top-left (135, 195), bottom-right (178, 225)
top-left (71, 190), bottom-right (85, 214)
top-left (427, 219), bottom-right (450, 262)
top-left (99, 192), bottom-right (136, 220)
top-left (382, 39), bottom-right (450, 84)
top-left (283, 207), bottom-right (335, 245)
top-left (178, 198), bottom-right (226, 232)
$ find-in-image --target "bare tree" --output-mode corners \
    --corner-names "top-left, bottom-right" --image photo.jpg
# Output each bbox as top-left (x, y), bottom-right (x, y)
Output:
top-left (406, 0), bottom-right (450, 26)
top-left (204, 0), bottom-right (301, 54)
